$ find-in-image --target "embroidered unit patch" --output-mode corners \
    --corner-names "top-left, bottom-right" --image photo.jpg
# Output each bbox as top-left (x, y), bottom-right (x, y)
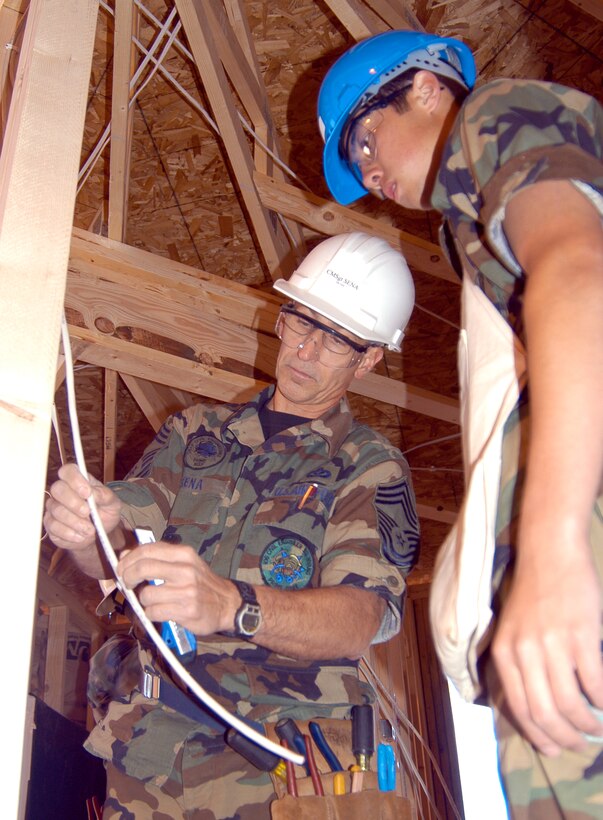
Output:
top-left (183, 435), bottom-right (226, 470)
top-left (260, 537), bottom-right (314, 589)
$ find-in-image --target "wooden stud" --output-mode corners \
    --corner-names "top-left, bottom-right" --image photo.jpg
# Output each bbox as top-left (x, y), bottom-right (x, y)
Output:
top-left (0, 2), bottom-right (99, 813)
top-left (108, 0), bottom-right (136, 241)
top-left (103, 368), bottom-right (118, 482)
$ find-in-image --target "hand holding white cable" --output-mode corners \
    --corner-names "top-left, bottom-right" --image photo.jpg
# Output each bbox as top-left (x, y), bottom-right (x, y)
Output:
top-left (58, 314), bottom-right (304, 767)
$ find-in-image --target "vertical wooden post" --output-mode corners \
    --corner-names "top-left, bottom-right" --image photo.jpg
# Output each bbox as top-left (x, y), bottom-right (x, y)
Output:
top-left (103, 369), bottom-right (118, 482)
top-left (0, 2), bottom-right (99, 816)
top-left (44, 605), bottom-right (69, 713)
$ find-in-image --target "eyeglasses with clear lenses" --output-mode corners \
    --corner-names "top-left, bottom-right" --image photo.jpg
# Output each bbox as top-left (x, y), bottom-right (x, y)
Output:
top-left (342, 108), bottom-right (386, 200)
top-left (276, 305), bottom-right (369, 368)
top-left (345, 108), bottom-right (384, 166)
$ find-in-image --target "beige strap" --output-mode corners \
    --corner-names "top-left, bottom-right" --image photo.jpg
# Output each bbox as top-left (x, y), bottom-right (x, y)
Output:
top-left (429, 276), bottom-right (527, 701)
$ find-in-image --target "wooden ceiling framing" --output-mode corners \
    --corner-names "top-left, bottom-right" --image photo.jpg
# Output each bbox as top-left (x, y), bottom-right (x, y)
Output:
top-left (0, 0), bottom-right (599, 589)
top-left (66, 0), bottom-right (469, 582)
top-left (2, 0), bottom-right (599, 587)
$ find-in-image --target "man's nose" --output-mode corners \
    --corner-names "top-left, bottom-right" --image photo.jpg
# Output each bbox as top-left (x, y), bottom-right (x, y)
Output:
top-left (361, 161), bottom-right (382, 192)
top-left (297, 331), bottom-right (321, 360)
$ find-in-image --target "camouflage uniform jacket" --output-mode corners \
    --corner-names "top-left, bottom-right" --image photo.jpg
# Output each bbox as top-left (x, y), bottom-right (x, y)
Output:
top-left (85, 385), bottom-right (419, 782)
top-left (431, 78), bottom-right (603, 595)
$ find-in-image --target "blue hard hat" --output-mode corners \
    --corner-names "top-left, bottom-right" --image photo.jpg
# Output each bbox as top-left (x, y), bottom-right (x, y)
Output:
top-left (318, 30), bottom-right (476, 205)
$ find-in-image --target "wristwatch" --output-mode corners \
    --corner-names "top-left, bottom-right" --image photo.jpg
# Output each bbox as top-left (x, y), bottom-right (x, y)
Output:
top-left (232, 580), bottom-right (262, 639)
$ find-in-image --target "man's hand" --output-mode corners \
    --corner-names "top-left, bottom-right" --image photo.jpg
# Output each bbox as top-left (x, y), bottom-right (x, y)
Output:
top-left (44, 463), bottom-right (122, 551)
top-left (492, 528), bottom-right (603, 756)
top-left (117, 542), bottom-right (239, 637)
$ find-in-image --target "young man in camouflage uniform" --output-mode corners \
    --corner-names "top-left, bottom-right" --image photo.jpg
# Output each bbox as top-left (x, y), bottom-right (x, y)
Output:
top-left (45, 232), bottom-right (420, 819)
top-left (318, 30), bottom-right (603, 819)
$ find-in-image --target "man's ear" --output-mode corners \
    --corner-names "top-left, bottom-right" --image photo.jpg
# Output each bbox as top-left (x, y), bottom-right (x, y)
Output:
top-left (410, 69), bottom-right (443, 113)
top-left (354, 346), bottom-right (384, 380)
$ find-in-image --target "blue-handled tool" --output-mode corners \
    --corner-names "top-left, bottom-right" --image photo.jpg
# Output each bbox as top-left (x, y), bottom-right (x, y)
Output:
top-left (377, 742), bottom-right (396, 792)
top-left (135, 528), bottom-right (197, 665)
top-left (309, 721), bottom-right (343, 772)
top-left (156, 611), bottom-right (197, 664)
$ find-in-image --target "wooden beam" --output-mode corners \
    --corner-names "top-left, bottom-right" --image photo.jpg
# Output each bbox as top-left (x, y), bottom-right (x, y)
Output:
top-left (70, 227), bottom-right (282, 334)
top-left (66, 264), bottom-right (278, 371)
top-left (69, 324), bottom-right (266, 405)
top-left (213, 0), bottom-right (305, 247)
top-left (55, 339), bottom-right (88, 390)
top-left (67, 229), bottom-right (458, 423)
top-left (416, 503), bottom-right (457, 525)
top-left (121, 373), bottom-right (194, 432)
top-left (43, 605), bottom-right (69, 715)
top-left (362, 372), bottom-right (459, 424)
top-left (565, 0), bottom-right (603, 23)
top-left (254, 171), bottom-right (458, 284)
top-left (222, 0), bottom-right (259, 75)
top-left (364, 0), bottom-right (423, 31)
top-left (206, 0), bottom-right (267, 135)
top-left (0, 0), bottom-right (26, 135)
top-left (69, 320), bottom-right (457, 426)
top-left (321, 0), bottom-right (385, 38)
top-left (174, 0), bottom-right (293, 279)
top-left (107, 0), bottom-right (136, 241)
top-left (0, 2), bottom-right (99, 815)
top-left (37, 568), bottom-right (104, 639)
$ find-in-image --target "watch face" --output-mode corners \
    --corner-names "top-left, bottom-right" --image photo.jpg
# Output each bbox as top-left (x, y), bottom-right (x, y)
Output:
top-left (240, 606), bottom-right (261, 635)
top-left (233, 581), bottom-right (262, 638)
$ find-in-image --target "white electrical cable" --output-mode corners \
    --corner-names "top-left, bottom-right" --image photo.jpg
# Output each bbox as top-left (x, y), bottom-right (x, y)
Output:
top-left (361, 656), bottom-right (463, 820)
top-left (59, 314), bottom-right (304, 767)
top-left (403, 432), bottom-right (461, 457)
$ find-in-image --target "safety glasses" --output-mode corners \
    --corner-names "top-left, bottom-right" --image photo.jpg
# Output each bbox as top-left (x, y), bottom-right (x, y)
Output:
top-left (276, 305), bottom-right (370, 368)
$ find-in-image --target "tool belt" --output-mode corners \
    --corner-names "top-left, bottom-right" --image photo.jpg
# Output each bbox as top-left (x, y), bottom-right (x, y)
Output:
top-left (265, 720), bottom-right (412, 820)
top-left (89, 638), bottom-right (412, 817)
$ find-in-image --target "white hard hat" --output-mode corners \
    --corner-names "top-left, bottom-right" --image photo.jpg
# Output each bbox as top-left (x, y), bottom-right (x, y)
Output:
top-left (273, 232), bottom-right (414, 351)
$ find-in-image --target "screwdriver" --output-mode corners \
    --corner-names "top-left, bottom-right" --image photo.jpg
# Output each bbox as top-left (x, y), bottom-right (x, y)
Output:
top-left (275, 718), bottom-right (310, 775)
top-left (225, 727), bottom-right (286, 781)
top-left (351, 704), bottom-right (374, 772)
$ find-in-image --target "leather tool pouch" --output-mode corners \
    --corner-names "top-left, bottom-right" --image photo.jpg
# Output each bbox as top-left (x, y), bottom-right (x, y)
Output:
top-left (271, 790), bottom-right (412, 820)
top-left (266, 719), bottom-right (412, 820)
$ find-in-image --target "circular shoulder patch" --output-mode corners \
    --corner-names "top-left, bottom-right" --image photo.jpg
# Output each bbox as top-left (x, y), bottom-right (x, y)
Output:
top-left (183, 434), bottom-right (226, 470)
top-left (260, 538), bottom-right (314, 589)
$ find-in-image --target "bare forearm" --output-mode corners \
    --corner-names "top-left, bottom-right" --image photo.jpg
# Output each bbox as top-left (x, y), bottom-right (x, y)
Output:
top-left (521, 246), bottom-right (603, 547)
top-left (253, 585), bottom-right (386, 660)
top-left (119, 543), bottom-right (388, 660)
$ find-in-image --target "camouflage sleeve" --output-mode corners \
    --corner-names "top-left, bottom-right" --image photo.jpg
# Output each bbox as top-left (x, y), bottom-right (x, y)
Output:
top-left (460, 79), bottom-right (603, 275)
top-left (319, 459), bottom-right (420, 643)
top-left (108, 411), bottom-right (189, 537)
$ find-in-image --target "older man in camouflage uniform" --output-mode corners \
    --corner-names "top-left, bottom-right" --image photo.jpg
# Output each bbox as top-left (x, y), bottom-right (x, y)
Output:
top-left (45, 232), bottom-right (419, 819)
top-left (319, 29), bottom-right (603, 819)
